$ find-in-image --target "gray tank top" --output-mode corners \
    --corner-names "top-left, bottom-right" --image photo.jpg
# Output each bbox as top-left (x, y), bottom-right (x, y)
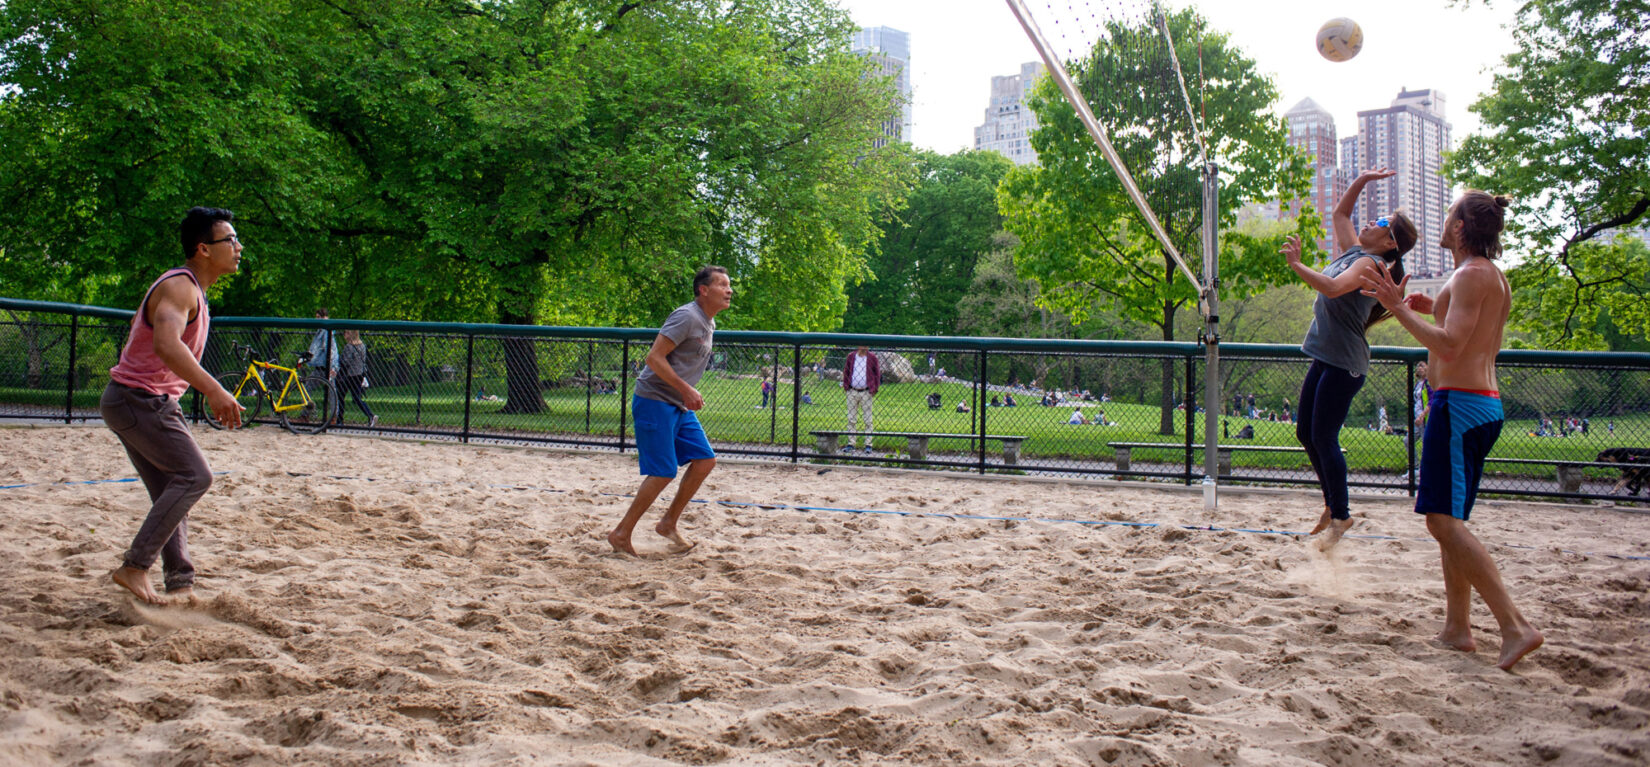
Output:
top-left (1300, 246), bottom-right (1382, 377)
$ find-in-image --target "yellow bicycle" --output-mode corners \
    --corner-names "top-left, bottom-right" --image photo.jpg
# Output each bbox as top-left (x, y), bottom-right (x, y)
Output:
top-left (207, 342), bottom-right (336, 435)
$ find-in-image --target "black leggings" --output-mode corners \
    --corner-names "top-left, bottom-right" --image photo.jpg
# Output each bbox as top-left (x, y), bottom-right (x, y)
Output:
top-left (1296, 359), bottom-right (1365, 520)
top-left (340, 375), bottom-right (374, 420)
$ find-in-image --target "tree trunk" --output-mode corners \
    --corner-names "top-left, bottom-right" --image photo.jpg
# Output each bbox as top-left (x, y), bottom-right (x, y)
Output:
top-left (497, 302), bottom-right (547, 415)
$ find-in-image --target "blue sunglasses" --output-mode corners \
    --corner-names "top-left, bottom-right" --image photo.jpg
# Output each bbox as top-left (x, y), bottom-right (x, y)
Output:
top-left (1375, 217), bottom-right (1391, 228)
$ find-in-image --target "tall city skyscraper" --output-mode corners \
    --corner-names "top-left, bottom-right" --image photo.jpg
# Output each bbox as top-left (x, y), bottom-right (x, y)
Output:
top-left (852, 26), bottom-right (913, 147)
top-left (1344, 88), bottom-right (1455, 278)
top-left (974, 61), bottom-right (1045, 165)
top-left (1282, 98), bottom-right (1347, 253)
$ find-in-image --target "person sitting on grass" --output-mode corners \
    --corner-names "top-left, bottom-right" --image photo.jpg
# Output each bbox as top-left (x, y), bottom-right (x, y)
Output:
top-left (956, 401), bottom-right (971, 413)
top-left (1067, 408), bottom-right (1089, 425)
top-left (1004, 393), bottom-right (1017, 407)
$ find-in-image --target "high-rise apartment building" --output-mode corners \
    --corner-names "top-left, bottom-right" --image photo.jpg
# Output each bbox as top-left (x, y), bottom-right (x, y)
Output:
top-left (974, 61), bottom-right (1045, 165)
top-left (852, 26), bottom-right (913, 147)
top-left (1282, 98), bottom-right (1347, 253)
top-left (1343, 89), bottom-right (1454, 278)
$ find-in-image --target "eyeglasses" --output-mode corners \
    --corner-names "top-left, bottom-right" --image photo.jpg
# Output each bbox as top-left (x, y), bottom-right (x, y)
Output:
top-left (1375, 217), bottom-right (1390, 229)
top-left (205, 235), bottom-right (241, 246)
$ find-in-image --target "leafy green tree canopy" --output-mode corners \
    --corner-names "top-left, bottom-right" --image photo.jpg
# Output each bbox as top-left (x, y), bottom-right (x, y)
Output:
top-left (843, 149), bottom-right (1012, 336)
top-left (1448, 0), bottom-right (1649, 348)
top-left (998, 8), bottom-right (1313, 432)
top-left (0, 0), bottom-right (910, 332)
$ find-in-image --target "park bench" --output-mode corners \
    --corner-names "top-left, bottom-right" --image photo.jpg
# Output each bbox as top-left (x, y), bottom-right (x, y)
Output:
top-left (810, 430), bottom-right (1028, 465)
top-left (1484, 457), bottom-right (1635, 495)
top-left (1107, 441), bottom-right (1340, 475)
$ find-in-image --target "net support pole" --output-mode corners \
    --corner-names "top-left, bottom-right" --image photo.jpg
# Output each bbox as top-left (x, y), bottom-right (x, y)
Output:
top-left (1004, 0), bottom-right (1203, 297)
top-left (1201, 161), bottom-right (1220, 513)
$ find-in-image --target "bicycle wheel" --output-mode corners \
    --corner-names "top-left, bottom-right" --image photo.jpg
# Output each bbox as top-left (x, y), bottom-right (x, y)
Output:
top-left (279, 374), bottom-right (336, 435)
top-left (205, 371), bottom-right (265, 429)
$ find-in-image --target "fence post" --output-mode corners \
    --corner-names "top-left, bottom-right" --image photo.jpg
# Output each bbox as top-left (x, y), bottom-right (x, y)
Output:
top-left (462, 334), bottom-right (474, 444)
top-left (791, 342), bottom-right (801, 463)
top-left (978, 349), bottom-right (988, 474)
top-left (1183, 355), bottom-right (1195, 485)
top-left (415, 335), bottom-right (425, 425)
top-left (64, 314), bottom-right (79, 423)
top-left (769, 345), bottom-right (778, 447)
top-left (619, 339), bottom-right (630, 453)
top-left (1406, 360), bottom-right (1417, 496)
top-left (586, 341), bottom-right (594, 435)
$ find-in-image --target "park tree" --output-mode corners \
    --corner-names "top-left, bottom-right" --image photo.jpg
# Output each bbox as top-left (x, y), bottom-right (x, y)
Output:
top-left (0, 0), bottom-right (910, 413)
top-left (844, 150), bottom-right (1013, 336)
top-left (1448, 0), bottom-right (1650, 349)
top-left (998, 8), bottom-right (1314, 434)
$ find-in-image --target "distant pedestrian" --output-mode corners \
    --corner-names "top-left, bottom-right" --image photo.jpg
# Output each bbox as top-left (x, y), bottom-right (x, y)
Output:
top-left (842, 346), bottom-right (881, 452)
top-left (337, 329), bottom-right (377, 427)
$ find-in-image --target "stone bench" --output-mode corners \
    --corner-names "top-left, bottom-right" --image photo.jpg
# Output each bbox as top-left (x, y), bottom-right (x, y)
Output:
top-left (811, 431), bottom-right (1028, 465)
top-left (1486, 457), bottom-right (1626, 494)
top-left (1107, 442), bottom-right (1338, 475)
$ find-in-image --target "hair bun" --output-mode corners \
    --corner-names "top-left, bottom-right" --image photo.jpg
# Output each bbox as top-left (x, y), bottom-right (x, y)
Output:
top-left (1494, 195), bottom-right (1510, 208)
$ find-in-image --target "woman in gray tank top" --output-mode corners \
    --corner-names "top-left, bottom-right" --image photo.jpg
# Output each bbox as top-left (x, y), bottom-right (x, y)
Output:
top-left (1280, 168), bottom-right (1418, 548)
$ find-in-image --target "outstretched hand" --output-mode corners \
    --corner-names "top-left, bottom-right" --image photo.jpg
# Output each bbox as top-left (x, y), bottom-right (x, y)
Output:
top-left (1279, 235), bottom-right (1303, 267)
top-left (1358, 167), bottom-right (1397, 184)
top-left (1359, 259), bottom-right (1408, 310)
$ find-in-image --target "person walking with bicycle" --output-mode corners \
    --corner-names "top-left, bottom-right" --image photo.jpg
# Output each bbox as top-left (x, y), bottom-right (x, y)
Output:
top-left (337, 329), bottom-right (377, 427)
top-left (103, 207), bottom-right (246, 606)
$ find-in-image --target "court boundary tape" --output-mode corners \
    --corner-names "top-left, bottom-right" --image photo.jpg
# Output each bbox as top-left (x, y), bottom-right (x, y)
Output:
top-left (9, 471), bottom-right (1649, 562)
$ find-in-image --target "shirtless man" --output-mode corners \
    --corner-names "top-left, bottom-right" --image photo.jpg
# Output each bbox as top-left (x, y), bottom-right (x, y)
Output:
top-left (104, 207), bottom-right (246, 605)
top-left (1360, 190), bottom-right (1543, 671)
top-left (607, 266), bottom-right (733, 557)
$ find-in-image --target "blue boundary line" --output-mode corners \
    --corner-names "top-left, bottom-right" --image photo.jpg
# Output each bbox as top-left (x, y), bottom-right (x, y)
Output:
top-left (8, 471), bottom-right (1648, 562)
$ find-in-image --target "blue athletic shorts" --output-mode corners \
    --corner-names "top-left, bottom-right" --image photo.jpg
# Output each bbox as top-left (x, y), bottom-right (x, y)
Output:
top-left (1415, 389), bottom-right (1503, 521)
top-left (632, 395), bottom-right (715, 477)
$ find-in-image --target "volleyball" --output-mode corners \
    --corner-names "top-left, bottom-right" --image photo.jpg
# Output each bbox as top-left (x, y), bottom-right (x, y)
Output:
top-left (1316, 18), bottom-right (1364, 62)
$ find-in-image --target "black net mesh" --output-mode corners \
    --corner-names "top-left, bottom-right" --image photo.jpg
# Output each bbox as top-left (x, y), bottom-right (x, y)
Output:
top-left (4, 304), bottom-right (1648, 504)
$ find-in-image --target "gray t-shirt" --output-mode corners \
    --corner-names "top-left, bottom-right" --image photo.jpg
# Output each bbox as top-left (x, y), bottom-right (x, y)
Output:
top-left (1301, 246), bottom-right (1382, 377)
top-left (634, 301), bottom-right (715, 409)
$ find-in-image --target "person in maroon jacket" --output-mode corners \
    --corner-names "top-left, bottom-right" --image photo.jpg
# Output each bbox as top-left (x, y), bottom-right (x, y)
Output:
top-left (842, 345), bottom-right (881, 453)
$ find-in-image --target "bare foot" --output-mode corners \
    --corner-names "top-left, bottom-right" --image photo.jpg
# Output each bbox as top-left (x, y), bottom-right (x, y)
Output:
top-left (1309, 506), bottom-right (1332, 535)
top-left (110, 567), bottom-right (166, 605)
top-left (606, 530), bottom-right (638, 557)
top-left (1314, 516), bottom-right (1355, 551)
top-left (1498, 625), bottom-right (1544, 671)
top-left (166, 587), bottom-right (202, 607)
top-left (657, 525), bottom-right (696, 555)
top-left (1433, 627), bottom-right (1477, 653)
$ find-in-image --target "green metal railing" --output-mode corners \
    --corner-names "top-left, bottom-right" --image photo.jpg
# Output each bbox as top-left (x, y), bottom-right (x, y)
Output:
top-left (5, 296), bottom-right (1649, 503)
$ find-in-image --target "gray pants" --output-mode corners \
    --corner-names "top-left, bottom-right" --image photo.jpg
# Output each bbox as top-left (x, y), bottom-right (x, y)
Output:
top-left (100, 382), bottom-right (212, 591)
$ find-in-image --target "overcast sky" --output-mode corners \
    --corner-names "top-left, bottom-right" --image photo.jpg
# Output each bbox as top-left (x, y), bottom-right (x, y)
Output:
top-left (831, 0), bottom-right (1520, 154)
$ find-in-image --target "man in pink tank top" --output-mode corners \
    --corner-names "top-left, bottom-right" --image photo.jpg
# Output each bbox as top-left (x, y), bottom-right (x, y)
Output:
top-left (102, 207), bottom-right (246, 606)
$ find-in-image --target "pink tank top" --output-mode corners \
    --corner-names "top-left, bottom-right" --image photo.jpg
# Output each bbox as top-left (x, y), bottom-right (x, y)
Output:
top-left (109, 268), bottom-right (210, 397)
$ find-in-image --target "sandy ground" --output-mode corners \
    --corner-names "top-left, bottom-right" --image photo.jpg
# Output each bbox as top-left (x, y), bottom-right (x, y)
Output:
top-left (1, 423), bottom-right (1647, 766)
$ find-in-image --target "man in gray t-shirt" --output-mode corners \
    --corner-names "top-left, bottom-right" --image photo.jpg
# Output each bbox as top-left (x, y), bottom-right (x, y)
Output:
top-left (608, 266), bottom-right (734, 557)
top-left (633, 302), bottom-right (715, 409)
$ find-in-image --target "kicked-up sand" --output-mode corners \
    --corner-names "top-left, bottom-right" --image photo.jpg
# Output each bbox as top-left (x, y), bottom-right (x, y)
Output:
top-left (1, 423), bottom-right (1647, 765)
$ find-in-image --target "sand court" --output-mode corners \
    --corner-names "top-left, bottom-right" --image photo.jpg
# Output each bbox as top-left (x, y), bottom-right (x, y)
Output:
top-left (1, 423), bottom-right (1648, 765)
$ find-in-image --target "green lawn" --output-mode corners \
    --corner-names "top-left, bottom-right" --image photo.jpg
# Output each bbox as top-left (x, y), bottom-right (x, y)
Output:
top-left (7, 377), bottom-right (1645, 480)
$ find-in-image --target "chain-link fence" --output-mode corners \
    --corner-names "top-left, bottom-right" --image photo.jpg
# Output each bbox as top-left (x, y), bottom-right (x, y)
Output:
top-left (5, 297), bottom-right (1649, 503)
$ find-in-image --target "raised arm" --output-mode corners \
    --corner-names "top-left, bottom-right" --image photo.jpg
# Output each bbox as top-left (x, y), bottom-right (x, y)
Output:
top-left (1332, 168), bottom-right (1396, 254)
top-left (1282, 235), bottom-right (1383, 298)
top-left (1362, 262), bottom-right (1491, 362)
